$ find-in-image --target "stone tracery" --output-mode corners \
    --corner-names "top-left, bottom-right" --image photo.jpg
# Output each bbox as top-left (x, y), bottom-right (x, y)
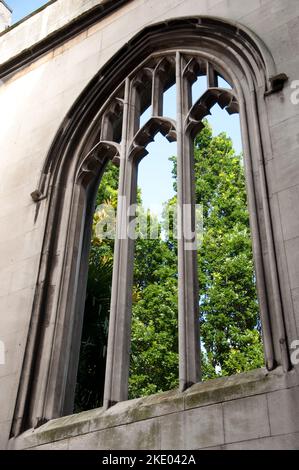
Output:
top-left (12, 17), bottom-right (289, 435)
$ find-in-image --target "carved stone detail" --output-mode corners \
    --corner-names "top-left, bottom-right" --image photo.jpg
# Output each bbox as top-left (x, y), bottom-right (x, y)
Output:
top-left (183, 56), bottom-right (206, 84)
top-left (13, 17), bottom-right (291, 436)
top-left (129, 116), bottom-right (177, 161)
top-left (185, 88), bottom-right (239, 139)
top-left (77, 141), bottom-right (121, 186)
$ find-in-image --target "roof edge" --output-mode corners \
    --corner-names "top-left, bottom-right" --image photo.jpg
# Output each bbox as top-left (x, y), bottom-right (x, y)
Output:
top-left (0, 0), bottom-right (133, 79)
top-left (0, 0), bottom-right (13, 14)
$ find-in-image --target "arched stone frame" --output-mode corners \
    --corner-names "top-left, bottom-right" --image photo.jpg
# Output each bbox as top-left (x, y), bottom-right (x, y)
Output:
top-left (11, 16), bottom-right (290, 436)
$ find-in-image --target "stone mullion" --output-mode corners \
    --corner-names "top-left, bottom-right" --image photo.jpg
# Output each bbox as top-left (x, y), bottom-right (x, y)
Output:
top-left (176, 52), bottom-right (201, 392)
top-left (103, 78), bottom-right (138, 408)
top-left (100, 113), bottom-right (113, 141)
top-left (251, 93), bottom-right (290, 371)
top-left (207, 62), bottom-right (217, 88)
top-left (237, 98), bottom-right (276, 371)
top-left (152, 68), bottom-right (163, 116)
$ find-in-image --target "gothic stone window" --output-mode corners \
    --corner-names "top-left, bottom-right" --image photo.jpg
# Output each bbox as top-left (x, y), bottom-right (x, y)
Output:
top-left (12, 17), bottom-right (289, 435)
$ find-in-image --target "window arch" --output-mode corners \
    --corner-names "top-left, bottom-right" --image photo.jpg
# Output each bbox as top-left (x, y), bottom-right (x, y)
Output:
top-left (12, 16), bottom-right (289, 435)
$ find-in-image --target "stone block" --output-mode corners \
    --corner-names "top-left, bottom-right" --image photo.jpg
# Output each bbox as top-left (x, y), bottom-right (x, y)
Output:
top-left (0, 229), bottom-right (43, 272)
top-left (9, 255), bottom-right (41, 293)
top-left (268, 386), bottom-right (299, 435)
top-left (272, 147), bottom-right (299, 194)
top-left (0, 374), bottom-right (17, 422)
top-left (0, 203), bottom-right (37, 243)
top-left (160, 412), bottom-right (185, 449)
top-left (34, 439), bottom-right (69, 450)
top-left (130, 389), bottom-right (184, 423)
top-left (0, 266), bottom-right (12, 298)
top-left (184, 368), bottom-right (275, 410)
top-left (0, 421), bottom-right (11, 450)
top-left (0, 181), bottom-right (37, 221)
top-left (278, 185), bottom-right (299, 241)
top-left (267, 86), bottom-right (299, 129)
top-left (0, 287), bottom-right (34, 336)
top-left (69, 418), bottom-right (160, 450)
top-left (291, 288), bottom-right (299, 335)
top-left (264, 23), bottom-right (293, 67)
top-left (239, 0), bottom-right (295, 37)
top-left (0, 329), bottom-right (28, 379)
top-left (288, 16), bottom-right (299, 50)
top-left (67, 431), bottom-right (99, 450)
top-left (285, 237), bottom-right (299, 290)
top-left (223, 395), bottom-right (270, 443)
top-left (183, 404), bottom-right (224, 449)
top-left (0, 151), bottom-right (44, 196)
top-left (270, 115), bottom-right (299, 157)
top-left (223, 432), bottom-right (299, 449)
top-left (101, 419), bottom-right (161, 450)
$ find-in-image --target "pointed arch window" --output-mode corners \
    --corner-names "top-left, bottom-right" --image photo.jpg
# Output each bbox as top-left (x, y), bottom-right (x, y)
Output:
top-left (101, 52), bottom-right (254, 407)
top-left (12, 18), bottom-right (289, 434)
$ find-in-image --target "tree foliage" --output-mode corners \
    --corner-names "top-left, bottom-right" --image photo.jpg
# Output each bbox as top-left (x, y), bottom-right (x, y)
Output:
top-left (74, 121), bottom-right (264, 411)
top-left (129, 236), bottom-right (179, 398)
top-left (194, 123), bottom-right (263, 378)
top-left (74, 161), bottom-right (118, 412)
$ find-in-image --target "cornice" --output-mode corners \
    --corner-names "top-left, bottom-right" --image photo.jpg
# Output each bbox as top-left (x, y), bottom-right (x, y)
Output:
top-left (0, 0), bottom-right (132, 80)
top-left (0, 0), bottom-right (12, 14)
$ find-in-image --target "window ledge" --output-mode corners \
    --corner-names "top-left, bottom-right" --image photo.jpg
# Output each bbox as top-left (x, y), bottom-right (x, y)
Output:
top-left (10, 366), bottom-right (299, 449)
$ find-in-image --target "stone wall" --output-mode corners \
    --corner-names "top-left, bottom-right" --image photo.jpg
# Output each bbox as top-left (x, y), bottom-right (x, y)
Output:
top-left (9, 368), bottom-right (299, 450)
top-left (0, 1), bottom-right (11, 33)
top-left (0, 0), bottom-right (299, 450)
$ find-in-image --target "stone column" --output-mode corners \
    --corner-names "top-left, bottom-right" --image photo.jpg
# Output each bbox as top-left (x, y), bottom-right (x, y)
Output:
top-left (176, 52), bottom-right (201, 391)
top-left (103, 78), bottom-right (138, 407)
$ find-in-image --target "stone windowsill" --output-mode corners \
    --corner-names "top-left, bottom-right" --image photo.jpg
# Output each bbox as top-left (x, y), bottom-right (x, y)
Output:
top-left (10, 366), bottom-right (299, 449)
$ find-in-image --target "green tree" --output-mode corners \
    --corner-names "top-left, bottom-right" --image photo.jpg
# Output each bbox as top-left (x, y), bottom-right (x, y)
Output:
top-left (130, 120), bottom-right (263, 394)
top-left (194, 122), bottom-right (264, 378)
top-left (75, 121), bottom-right (264, 410)
top-left (129, 235), bottom-right (179, 398)
top-left (74, 161), bottom-right (118, 412)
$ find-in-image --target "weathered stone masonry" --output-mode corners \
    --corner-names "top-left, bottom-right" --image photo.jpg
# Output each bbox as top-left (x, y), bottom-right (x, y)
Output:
top-left (1, 0), bottom-right (299, 450)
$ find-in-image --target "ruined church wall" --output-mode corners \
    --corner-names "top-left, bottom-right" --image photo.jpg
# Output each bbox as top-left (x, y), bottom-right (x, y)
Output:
top-left (0, 0), bottom-right (299, 449)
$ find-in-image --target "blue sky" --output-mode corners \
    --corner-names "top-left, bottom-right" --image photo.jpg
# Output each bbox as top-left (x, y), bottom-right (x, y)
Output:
top-left (9, 1), bottom-right (242, 217)
top-left (138, 82), bottom-right (242, 218)
top-left (9, 0), bottom-right (48, 23)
